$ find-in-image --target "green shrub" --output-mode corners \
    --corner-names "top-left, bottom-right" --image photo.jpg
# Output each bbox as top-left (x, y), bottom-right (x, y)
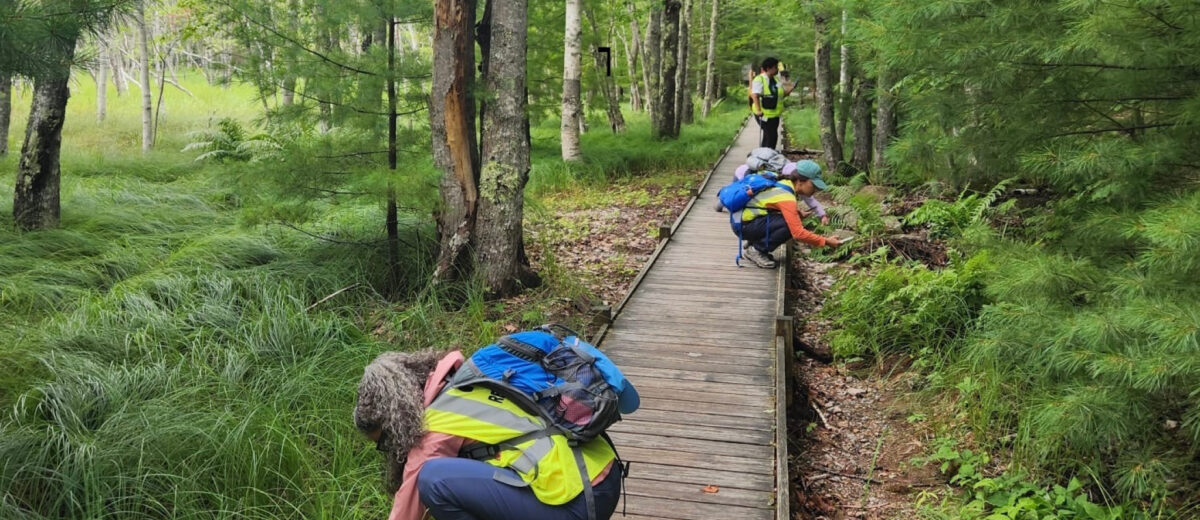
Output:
top-left (822, 251), bottom-right (992, 362)
top-left (918, 439), bottom-right (1147, 520)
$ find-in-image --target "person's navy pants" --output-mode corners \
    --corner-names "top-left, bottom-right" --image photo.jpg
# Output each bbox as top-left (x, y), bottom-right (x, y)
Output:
top-left (735, 213), bottom-right (791, 254)
top-left (418, 457), bottom-right (622, 520)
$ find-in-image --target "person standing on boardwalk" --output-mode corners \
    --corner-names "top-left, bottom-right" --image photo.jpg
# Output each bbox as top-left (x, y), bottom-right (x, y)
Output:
top-left (749, 57), bottom-right (796, 150)
top-left (734, 159), bottom-right (841, 268)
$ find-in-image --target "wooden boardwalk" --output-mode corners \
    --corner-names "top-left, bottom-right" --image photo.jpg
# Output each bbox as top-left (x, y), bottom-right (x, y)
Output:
top-left (597, 120), bottom-right (790, 520)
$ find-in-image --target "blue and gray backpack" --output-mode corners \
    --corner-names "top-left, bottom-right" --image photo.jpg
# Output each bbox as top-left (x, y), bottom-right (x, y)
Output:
top-left (446, 324), bottom-right (635, 444)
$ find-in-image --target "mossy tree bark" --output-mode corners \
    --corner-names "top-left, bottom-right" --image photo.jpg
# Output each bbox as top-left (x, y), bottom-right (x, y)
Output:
top-left (14, 50), bottom-right (74, 230)
top-left (476, 0), bottom-right (540, 296)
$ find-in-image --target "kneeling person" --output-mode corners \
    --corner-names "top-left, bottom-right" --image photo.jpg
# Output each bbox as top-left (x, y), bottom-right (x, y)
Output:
top-left (734, 159), bottom-right (841, 268)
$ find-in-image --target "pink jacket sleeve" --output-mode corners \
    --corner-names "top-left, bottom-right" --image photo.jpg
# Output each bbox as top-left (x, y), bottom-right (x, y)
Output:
top-left (387, 351), bottom-right (466, 520)
top-left (387, 432), bottom-right (466, 520)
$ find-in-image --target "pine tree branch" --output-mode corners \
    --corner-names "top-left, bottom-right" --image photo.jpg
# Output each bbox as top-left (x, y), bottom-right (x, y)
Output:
top-left (1048, 123), bottom-right (1174, 138)
top-left (212, 0), bottom-right (377, 76)
top-left (1007, 60), bottom-right (1192, 72)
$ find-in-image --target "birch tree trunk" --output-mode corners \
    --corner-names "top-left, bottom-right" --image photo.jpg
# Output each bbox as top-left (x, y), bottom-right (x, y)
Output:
top-left (0, 74), bottom-right (11, 156)
top-left (432, 0), bottom-right (480, 281)
top-left (654, 0), bottom-right (679, 139)
top-left (701, 0), bottom-right (718, 117)
top-left (477, 0), bottom-right (540, 296)
top-left (96, 43), bottom-right (108, 123)
top-left (14, 42), bottom-right (75, 231)
top-left (850, 78), bottom-right (873, 173)
top-left (873, 69), bottom-right (895, 174)
top-left (561, 0), bottom-right (583, 160)
top-left (647, 7), bottom-right (661, 129)
top-left (673, 0), bottom-right (690, 131)
top-left (111, 45), bottom-right (128, 95)
top-left (620, 30), bottom-right (641, 112)
top-left (814, 11), bottom-right (843, 172)
top-left (137, 1), bottom-right (154, 152)
top-left (835, 9), bottom-right (850, 150)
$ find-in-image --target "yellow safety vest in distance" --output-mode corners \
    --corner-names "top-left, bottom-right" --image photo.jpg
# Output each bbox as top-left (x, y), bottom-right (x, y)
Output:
top-left (740, 179), bottom-right (797, 222)
top-left (425, 385), bottom-right (616, 506)
top-left (753, 73), bottom-right (784, 118)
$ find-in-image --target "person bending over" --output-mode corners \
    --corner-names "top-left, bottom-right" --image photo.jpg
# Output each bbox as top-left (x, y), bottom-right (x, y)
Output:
top-left (354, 350), bottom-right (623, 520)
top-left (732, 159), bottom-right (841, 268)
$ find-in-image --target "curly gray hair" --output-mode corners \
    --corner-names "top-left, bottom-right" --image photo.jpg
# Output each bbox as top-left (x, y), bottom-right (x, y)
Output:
top-left (354, 349), bottom-right (446, 494)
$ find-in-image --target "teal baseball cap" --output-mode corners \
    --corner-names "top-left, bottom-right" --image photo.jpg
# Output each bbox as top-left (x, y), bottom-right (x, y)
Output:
top-left (783, 160), bottom-right (828, 191)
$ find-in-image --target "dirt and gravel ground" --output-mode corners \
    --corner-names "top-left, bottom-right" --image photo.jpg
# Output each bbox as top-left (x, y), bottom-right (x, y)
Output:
top-left (786, 257), bottom-right (949, 519)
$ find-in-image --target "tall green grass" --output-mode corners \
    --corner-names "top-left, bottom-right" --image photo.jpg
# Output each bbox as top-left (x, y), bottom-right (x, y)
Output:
top-left (2, 74), bottom-right (745, 519)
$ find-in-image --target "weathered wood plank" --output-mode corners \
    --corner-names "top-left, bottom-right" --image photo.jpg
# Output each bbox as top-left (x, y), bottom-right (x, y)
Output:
top-left (625, 408), bottom-right (773, 431)
top-left (609, 419), bottom-right (773, 444)
top-left (628, 384), bottom-right (771, 407)
top-left (618, 364), bottom-right (770, 387)
top-left (600, 339), bottom-right (772, 359)
top-left (606, 347), bottom-right (773, 368)
top-left (621, 373), bottom-right (772, 396)
top-left (623, 478), bottom-right (774, 508)
top-left (620, 495), bottom-right (773, 520)
top-left (623, 461), bottom-right (773, 491)
top-left (608, 430), bottom-right (774, 458)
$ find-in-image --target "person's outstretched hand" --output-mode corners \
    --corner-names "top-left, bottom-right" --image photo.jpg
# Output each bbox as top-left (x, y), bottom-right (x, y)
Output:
top-left (820, 215), bottom-right (831, 226)
top-left (825, 236), bottom-right (842, 247)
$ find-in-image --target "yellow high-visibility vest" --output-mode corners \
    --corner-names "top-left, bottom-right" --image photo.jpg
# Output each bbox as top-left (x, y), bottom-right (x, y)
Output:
top-left (753, 73), bottom-right (784, 118)
top-left (425, 385), bottom-right (616, 505)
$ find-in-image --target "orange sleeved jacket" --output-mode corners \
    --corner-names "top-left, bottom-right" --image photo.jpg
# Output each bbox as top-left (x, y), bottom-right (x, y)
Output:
top-left (738, 180), bottom-right (828, 248)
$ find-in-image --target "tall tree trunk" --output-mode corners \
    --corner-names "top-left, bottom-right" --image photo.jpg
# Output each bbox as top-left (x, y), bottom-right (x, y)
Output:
top-left (813, 11), bottom-right (842, 173)
top-left (620, 30), bottom-right (641, 112)
top-left (561, 0), bottom-right (583, 160)
top-left (873, 69), bottom-right (895, 175)
top-left (432, 0), bottom-right (480, 281)
top-left (14, 43), bottom-right (76, 231)
top-left (281, 77), bottom-right (296, 106)
top-left (96, 43), bottom-right (108, 123)
top-left (477, 0), bottom-right (539, 296)
top-left (632, 6), bottom-right (651, 115)
top-left (111, 51), bottom-right (128, 96)
top-left (0, 73), bottom-right (11, 156)
top-left (701, 0), bottom-right (718, 117)
top-left (655, 0), bottom-right (679, 139)
top-left (137, 1), bottom-right (154, 152)
top-left (384, 12), bottom-right (403, 296)
top-left (587, 9), bottom-right (626, 133)
top-left (647, 7), bottom-right (661, 128)
top-left (850, 78), bottom-right (873, 173)
top-left (673, 0), bottom-right (690, 131)
top-left (835, 9), bottom-right (850, 150)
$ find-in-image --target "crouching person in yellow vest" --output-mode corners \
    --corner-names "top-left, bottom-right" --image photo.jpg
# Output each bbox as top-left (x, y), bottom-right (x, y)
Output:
top-left (354, 333), bottom-right (635, 520)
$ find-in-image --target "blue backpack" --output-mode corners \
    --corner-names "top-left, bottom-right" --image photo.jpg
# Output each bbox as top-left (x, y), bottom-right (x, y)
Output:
top-left (445, 324), bottom-right (630, 444)
top-left (717, 173), bottom-right (794, 264)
